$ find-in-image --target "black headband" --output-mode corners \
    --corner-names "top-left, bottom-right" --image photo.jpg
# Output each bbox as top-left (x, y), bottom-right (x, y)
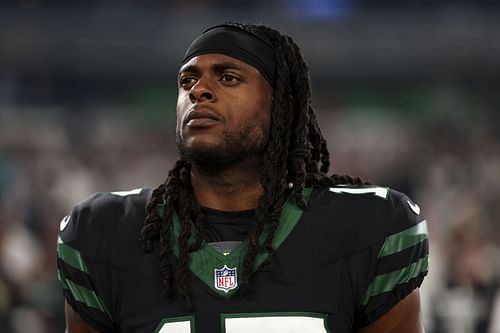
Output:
top-left (181, 24), bottom-right (276, 86)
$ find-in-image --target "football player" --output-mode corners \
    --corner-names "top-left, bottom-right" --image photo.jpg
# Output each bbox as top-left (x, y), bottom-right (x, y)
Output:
top-left (57, 22), bottom-right (429, 333)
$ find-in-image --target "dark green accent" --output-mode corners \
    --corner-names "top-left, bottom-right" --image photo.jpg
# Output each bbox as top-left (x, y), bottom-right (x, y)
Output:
top-left (378, 220), bottom-right (429, 257)
top-left (156, 195), bottom-right (166, 217)
top-left (128, 84), bottom-right (178, 126)
top-left (154, 316), bottom-right (195, 333)
top-left (57, 270), bottom-right (112, 320)
top-left (57, 237), bottom-right (89, 273)
top-left (361, 255), bottom-right (429, 306)
top-left (220, 312), bottom-right (330, 333)
top-left (169, 187), bottom-right (313, 299)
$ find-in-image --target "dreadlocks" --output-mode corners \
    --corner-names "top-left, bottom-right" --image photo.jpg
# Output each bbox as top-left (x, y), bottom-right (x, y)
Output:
top-left (140, 22), bottom-right (367, 310)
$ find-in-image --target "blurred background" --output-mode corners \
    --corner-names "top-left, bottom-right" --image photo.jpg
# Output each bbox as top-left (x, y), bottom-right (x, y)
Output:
top-left (1, 0), bottom-right (500, 332)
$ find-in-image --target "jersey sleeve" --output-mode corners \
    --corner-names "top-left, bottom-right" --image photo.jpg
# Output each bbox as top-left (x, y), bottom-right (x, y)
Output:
top-left (56, 193), bottom-right (118, 333)
top-left (354, 191), bottom-right (429, 329)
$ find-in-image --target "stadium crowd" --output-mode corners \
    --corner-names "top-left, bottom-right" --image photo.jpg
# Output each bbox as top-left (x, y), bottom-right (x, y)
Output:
top-left (1, 100), bottom-right (499, 332)
top-left (1, 1), bottom-right (500, 332)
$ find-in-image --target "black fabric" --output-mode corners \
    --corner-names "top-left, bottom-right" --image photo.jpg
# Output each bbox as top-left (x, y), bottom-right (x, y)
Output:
top-left (182, 24), bottom-right (276, 86)
top-left (201, 206), bottom-right (255, 242)
top-left (354, 274), bottom-right (428, 330)
top-left (376, 238), bottom-right (429, 275)
top-left (57, 187), bottom-right (428, 333)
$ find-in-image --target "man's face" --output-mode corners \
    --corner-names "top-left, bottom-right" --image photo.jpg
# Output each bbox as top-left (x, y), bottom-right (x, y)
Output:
top-left (175, 53), bottom-right (273, 167)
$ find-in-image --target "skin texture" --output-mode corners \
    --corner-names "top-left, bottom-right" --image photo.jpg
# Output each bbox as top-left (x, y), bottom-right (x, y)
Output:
top-left (64, 53), bottom-right (425, 333)
top-left (176, 53), bottom-right (273, 211)
top-left (357, 289), bottom-right (425, 333)
top-left (65, 301), bottom-right (99, 333)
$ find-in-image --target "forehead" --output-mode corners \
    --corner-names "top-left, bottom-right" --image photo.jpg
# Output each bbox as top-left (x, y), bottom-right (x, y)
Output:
top-left (179, 53), bottom-right (261, 75)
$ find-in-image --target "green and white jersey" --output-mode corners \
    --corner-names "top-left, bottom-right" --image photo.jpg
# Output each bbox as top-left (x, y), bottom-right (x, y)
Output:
top-left (57, 186), bottom-right (429, 333)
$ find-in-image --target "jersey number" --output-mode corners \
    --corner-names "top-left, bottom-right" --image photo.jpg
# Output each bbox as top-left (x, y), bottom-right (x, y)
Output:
top-left (156, 313), bottom-right (328, 332)
top-left (328, 186), bottom-right (389, 199)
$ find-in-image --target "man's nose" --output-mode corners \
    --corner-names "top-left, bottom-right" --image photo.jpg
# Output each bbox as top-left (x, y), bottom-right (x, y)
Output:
top-left (189, 78), bottom-right (215, 103)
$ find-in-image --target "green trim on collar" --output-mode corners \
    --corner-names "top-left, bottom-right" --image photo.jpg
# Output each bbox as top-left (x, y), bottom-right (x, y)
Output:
top-left (164, 188), bottom-right (313, 299)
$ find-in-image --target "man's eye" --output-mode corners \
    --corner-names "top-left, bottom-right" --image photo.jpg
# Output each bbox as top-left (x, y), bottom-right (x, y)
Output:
top-left (220, 74), bottom-right (238, 82)
top-left (180, 77), bottom-right (197, 87)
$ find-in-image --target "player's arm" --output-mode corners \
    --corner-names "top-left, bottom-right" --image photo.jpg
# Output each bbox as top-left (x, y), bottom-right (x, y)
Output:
top-left (353, 190), bottom-right (428, 332)
top-left (356, 289), bottom-right (424, 333)
top-left (65, 301), bottom-right (103, 333)
top-left (58, 194), bottom-right (118, 333)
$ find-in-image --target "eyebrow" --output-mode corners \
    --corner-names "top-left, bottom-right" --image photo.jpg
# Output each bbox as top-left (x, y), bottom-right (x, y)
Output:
top-left (178, 61), bottom-right (247, 76)
top-left (212, 62), bottom-right (246, 73)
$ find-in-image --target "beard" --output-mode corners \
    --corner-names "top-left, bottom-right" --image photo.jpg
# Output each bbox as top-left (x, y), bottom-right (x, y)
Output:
top-left (175, 126), bottom-right (268, 170)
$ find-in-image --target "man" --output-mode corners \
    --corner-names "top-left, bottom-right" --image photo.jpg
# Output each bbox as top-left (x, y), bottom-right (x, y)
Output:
top-left (57, 23), bottom-right (429, 332)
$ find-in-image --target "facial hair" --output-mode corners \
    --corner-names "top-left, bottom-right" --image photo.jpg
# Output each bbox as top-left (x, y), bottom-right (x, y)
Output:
top-left (175, 126), bottom-right (267, 170)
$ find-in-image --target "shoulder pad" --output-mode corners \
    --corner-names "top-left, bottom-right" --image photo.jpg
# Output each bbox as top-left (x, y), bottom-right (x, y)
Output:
top-left (58, 188), bottom-right (150, 259)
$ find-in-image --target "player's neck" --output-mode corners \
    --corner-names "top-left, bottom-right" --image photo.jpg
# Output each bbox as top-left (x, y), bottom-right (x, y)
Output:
top-left (190, 158), bottom-right (263, 211)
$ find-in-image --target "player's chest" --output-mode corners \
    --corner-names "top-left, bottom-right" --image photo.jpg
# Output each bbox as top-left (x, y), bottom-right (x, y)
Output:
top-left (111, 240), bottom-right (354, 333)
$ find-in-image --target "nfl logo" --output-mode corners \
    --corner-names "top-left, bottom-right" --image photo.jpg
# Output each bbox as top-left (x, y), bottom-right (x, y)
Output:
top-left (214, 265), bottom-right (237, 293)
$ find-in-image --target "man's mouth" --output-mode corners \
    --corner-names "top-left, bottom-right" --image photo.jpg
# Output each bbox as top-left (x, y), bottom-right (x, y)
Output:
top-left (185, 107), bottom-right (222, 128)
top-left (186, 118), bottom-right (219, 127)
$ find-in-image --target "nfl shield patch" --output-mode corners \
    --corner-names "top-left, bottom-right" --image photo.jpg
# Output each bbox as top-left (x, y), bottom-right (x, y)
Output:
top-left (214, 265), bottom-right (237, 293)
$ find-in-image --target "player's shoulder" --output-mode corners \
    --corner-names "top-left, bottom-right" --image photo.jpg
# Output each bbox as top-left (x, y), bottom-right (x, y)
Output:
top-left (73, 187), bottom-right (150, 217)
top-left (308, 185), bottom-right (426, 250)
top-left (315, 184), bottom-right (422, 220)
top-left (58, 188), bottom-right (152, 255)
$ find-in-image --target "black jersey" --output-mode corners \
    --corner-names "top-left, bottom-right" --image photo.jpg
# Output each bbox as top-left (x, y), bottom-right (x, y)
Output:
top-left (57, 186), bottom-right (429, 333)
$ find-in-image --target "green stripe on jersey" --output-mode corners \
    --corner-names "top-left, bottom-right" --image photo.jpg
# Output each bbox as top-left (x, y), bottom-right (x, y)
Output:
top-left (58, 270), bottom-right (112, 319)
top-left (361, 255), bottom-right (428, 305)
top-left (378, 220), bottom-right (428, 258)
top-left (57, 237), bottom-right (90, 273)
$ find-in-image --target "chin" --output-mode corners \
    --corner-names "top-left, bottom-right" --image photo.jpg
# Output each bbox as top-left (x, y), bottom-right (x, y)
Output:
top-left (175, 128), bottom-right (262, 168)
top-left (184, 137), bottom-right (224, 153)
top-left (176, 136), bottom-right (223, 162)
top-left (178, 142), bottom-right (249, 170)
